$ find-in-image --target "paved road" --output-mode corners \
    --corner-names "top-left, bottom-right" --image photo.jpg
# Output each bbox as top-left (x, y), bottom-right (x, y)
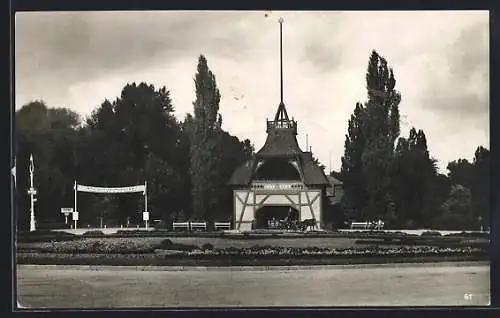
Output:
top-left (17, 262), bottom-right (490, 308)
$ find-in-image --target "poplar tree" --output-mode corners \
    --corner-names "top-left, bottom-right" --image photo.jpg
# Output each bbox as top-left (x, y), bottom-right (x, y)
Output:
top-left (188, 55), bottom-right (223, 222)
top-left (360, 51), bottom-right (401, 221)
top-left (392, 128), bottom-right (438, 227)
top-left (340, 102), bottom-right (368, 219)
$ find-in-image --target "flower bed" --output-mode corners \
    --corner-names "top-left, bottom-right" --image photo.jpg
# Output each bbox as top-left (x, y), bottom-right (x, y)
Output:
top-left (154, 245), bottom-right (486, 259)
top-left (16, 247), bottom-right (488, 267)
top-left (355, 238), bottom-right (489, 249)
top-left (32, 238), bottom-right (158, 254)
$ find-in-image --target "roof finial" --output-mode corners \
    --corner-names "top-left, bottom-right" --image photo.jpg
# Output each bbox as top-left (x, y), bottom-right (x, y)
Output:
top-left (278, 17), bottom-right (284, 105)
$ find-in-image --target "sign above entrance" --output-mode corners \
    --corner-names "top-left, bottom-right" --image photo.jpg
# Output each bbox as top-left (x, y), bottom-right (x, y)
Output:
top-left (251, 182), bottom-right (304, 190)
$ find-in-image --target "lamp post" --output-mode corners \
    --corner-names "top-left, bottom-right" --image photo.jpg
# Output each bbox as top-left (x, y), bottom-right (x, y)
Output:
top-left (27, 154), bottom-right (37, 232)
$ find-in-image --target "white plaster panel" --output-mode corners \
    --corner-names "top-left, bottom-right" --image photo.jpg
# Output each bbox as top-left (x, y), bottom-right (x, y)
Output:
top-left (262, 194), bottom-right (290, 205)
top-left (239, 223), bottom-right (252, 232)
top-left (285, 194), bottom-right (300, 205)
top-left (242, 206), bottom-right (254, 221)
top-left (301, 192), bottom-right (308, 202)
top-left (235, 190), bottom-right (250, 202)
top-left (255, 194), bottom-right (267, 204)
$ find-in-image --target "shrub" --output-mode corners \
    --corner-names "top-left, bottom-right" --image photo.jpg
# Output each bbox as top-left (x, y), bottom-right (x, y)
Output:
top-left (82, 230), bottom-right (106, 238)
top-left (155, 239), bottom-right (199, 251)
top-left (157, 239), bottom-right (173, 249)
top-left (202, 243), bottom-right (214, 251)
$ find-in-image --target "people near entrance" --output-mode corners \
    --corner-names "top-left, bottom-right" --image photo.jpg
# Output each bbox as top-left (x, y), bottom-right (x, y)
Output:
top-left (300, 218), bottom-right (318, 231)
top-left (268, 217), bottom-right (280, 229)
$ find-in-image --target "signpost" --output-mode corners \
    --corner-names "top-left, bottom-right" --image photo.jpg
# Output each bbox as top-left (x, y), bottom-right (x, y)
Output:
top-left (61, 207), bottom-right (73, 225)
top-left (143, 212), bottom-right (149, 230)
top-left (72, 211), bottom-right (79, 229)
top-left (143, 181), bottom-right (148, 229)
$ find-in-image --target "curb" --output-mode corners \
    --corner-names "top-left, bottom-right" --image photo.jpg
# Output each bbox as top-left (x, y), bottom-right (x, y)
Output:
top-left (18, 261), bottom-right (489, 272)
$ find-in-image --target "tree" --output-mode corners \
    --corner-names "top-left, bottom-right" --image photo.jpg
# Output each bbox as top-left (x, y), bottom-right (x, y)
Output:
top-left (15, 101), bottom-right (81, 229)
top-left (392, 128), bottom-right (438, 227)
top-left (360, 50), bottom-right (402, 221)
top-left (214, 132), bottom-right (254, 221)
top-left (312, 156), bottom-right (326, 171)
top-left (434, 184), bottom-right (473, 230)
top-left (81, 83), bottom-right (185, 224)
top-left (471, 146), bottom-right (489, 229)
top-left (340, 102), bottom-right (367, 219)
top-left (188, 55), bottom-right (223, 222)
top-left (442, 146), bottom-right (489, 230)
top-left (447, 159), bottom-right (474, 190)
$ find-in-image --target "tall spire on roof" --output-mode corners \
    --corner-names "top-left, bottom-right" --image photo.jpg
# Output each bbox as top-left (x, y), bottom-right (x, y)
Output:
top-left (274, 17), bottom-right (290, 124)
top-left (279, 17), bottom-right (284, 105)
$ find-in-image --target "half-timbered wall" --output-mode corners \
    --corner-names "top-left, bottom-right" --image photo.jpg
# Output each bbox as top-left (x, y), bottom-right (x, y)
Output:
top-left (233, 182), bottom-right (322, 231)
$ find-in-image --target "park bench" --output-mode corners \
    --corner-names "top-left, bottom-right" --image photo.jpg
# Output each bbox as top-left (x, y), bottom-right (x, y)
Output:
top-left (350, 222), bottom-right (370, 230)
top-left (374, 220), bottom-right (385, 230)
top-left (172, 222), bottom-right (190, 231)
top-left (350, 221), bottom-right (385, 230)
top-left (214, 222), bottom-right (231, 231)
top-left (190, 222), bottom-right (207, 231)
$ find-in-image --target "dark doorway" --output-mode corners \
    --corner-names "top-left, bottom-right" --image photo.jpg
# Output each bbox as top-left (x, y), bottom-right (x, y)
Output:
top-left (254, 205), bottom-right (299, 229)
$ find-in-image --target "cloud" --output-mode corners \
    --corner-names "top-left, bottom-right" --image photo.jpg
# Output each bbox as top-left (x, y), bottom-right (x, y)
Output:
top-left (419, 20), bottom-right (489, 119)
top-left (14, 11), bottom-right (489, 173)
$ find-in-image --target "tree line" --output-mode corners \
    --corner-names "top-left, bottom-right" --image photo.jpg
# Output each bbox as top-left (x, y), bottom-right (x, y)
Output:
top-left (339, 50), bottom-right (489, 231)
top-left (15, 55), bottom-right (253, 230)
top-left (14, 52), bottom-right (489, 231)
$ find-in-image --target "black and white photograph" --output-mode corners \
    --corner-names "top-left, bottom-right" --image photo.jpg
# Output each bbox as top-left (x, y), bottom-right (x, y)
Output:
top-left (13, 10), bottom-right (490, 308)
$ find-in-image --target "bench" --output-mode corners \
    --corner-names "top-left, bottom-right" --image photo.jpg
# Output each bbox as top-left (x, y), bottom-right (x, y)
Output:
top-left (350, 221), bottom-right (385, 230)
top-left (350, 222), bottom-right (370, 230)
top-left (190, 222), bottom-right (207, 231)
top-left (172, 222), bottom-right (190, 231)
top-left (214, 222), bottom-right (231, 231)
top-left (374, 221), bottom-right (385, 230)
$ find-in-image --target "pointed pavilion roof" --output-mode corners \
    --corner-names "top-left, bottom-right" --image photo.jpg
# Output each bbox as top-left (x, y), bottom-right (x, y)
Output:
top-left (227, 18), bottom-right (329, 187)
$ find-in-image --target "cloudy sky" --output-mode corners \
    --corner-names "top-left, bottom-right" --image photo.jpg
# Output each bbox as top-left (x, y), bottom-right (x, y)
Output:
top-left (15, 10), bottom-right (489, 173)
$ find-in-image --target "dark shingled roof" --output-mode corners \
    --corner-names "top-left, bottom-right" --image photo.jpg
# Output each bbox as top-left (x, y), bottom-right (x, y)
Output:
top-left (326, 175), bottom-right (343, 186)
top-left (299, 152), bottom-right (330, 186)
top-left (256, 128), bottom-right (302, 157)
top-left (227, 152), bottom-right (330, 187)
top-left (228, 101), bottom-right (329, 187)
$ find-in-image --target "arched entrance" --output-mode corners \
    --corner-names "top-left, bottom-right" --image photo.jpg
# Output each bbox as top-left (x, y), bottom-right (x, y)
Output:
top-left (254, 205), bottom-right (299, 229)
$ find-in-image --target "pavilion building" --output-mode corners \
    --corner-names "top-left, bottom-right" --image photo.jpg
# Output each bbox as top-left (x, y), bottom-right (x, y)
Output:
top-left (227, 18), bottom-right (342, 231)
